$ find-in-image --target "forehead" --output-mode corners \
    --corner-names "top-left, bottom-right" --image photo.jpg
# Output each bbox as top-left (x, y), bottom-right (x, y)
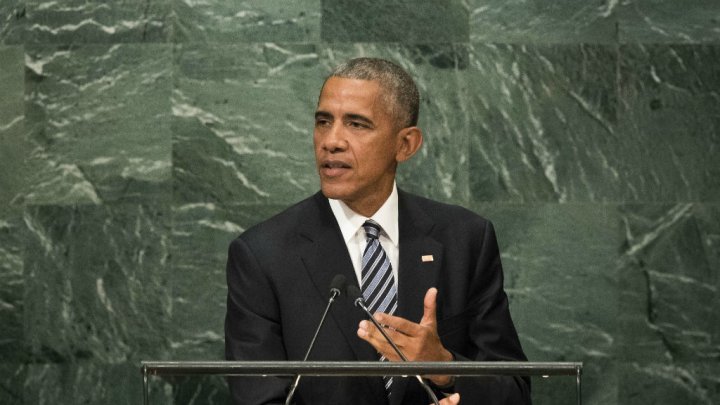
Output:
top-left (317, 77), bottom-right (387, 115)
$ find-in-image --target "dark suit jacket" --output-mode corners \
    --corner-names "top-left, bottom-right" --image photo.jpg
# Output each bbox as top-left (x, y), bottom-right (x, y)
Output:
top-left (225, 190), bottom-right (531, 404)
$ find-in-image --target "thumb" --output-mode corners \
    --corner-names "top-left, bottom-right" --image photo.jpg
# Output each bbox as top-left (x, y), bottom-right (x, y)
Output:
top-left (435, 393), bottom-right (460, 405)
top-left (420, 287), bottom-right (438, 327)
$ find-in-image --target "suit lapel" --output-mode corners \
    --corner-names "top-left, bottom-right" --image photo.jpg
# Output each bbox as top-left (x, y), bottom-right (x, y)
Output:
top-left (396, 191), bottom-right (443, 326)
top-left (391, 191), bottom-right (444, 405)
top-left (298, 193), bottom-right (387, 404)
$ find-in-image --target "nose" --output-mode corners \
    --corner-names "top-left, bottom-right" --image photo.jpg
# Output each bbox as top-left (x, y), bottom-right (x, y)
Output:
top-left (320, 122), bottom-right (347, 153)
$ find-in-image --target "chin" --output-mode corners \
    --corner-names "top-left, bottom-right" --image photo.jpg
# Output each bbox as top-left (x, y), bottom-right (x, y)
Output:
top-left (320, 184), bottom-right (353, 201)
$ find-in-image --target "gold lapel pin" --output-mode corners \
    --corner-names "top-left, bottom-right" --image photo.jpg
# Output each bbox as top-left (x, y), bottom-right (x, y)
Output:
top-left (421, 255), bottom-right (434, 262)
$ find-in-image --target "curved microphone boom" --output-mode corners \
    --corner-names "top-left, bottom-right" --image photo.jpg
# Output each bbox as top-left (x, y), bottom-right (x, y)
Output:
top-left (284, 274), bottom-right (346, 405)
top-left (345, 285), bottom-right (441, 405)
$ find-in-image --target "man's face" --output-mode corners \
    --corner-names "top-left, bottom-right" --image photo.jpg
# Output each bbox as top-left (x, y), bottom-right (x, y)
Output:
top-left (313, 77), bottom-right (403, 216)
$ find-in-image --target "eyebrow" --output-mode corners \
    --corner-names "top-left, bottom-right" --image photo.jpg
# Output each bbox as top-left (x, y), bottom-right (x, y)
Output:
top-left (314, 111), bottom-right (333, 121)
top-left (345, 113), bottom-right (374, 127)
top-left (314, 111), bottom-right (375, 128)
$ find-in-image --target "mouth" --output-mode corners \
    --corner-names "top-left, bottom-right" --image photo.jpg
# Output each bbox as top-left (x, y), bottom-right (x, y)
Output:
top-left (319, 160), bottom-right (352, 177)
top-left (321, 160), bottom-right (351, 169)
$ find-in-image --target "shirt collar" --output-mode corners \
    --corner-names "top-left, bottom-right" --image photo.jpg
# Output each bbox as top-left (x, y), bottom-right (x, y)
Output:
top-left (328, 183), bottom-right (399, 248)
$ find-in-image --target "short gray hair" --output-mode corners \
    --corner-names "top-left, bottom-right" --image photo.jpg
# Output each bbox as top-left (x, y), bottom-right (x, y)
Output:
top-left (326, 57), bottom-right (420, 128)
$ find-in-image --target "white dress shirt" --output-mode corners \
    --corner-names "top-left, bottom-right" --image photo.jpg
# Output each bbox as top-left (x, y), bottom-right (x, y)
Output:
top-left (328, 183), bottom-right (400, 288)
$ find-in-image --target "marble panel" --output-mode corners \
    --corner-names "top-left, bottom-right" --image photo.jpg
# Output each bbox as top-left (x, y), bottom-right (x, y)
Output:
top-left (23, 44), bottom-right (172, 205)
top-left (0, 0), bottom-right (25, 44)
top-left (321, 0), bottom-right (469, 43)
top-left (619, 0), bottom-right (720, 43)
top-left (618, 362), bottom-right (720, 405)
top-left (174, 0), bottom-right (320, 43)
top-left (168, 202), bottom-right (287, 360)
top-left (24, 362), bottom-right (172, 405)
top-left (0, 215), bottom-right (27, 363)
top-left (0, 46), bottom-right (27, 213)
top-left (0, 364), bottom-right (25, 404)
top-left (0, 47), bottom-right (28, 375)
top-left (469, 0), bottom-right (618, 44)
top-left (467, 44), bottom-right (620, 203)
top-left (318, 44), bottom-right (472, 204)
top-left (618, 44), bottom-right (720, 202)
top-left (165, 375), bottom-right (230, 405)
top-left (617, 204), bottom-right (719, 363)
top-left (24, 0), bottom-right (172, 44)
top-left (23, 203), bottom-right (171, 364)
top-left (473, 203), bottom-right (619, 405)
top-left (172, 43), bottom-right (320, 206)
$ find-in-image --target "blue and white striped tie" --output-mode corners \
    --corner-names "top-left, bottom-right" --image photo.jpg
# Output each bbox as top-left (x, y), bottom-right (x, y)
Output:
top-left (361, 219), bottom-right (398, 396)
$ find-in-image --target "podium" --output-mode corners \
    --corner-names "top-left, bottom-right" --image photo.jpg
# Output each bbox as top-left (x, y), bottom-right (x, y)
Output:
top-left (140, 361), bottom-right (582, 404)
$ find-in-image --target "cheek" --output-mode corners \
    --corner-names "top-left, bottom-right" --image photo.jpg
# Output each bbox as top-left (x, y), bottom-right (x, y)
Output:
top-left (312, 135), bottom-right (323, 154)
top-left (376, 141), bottom-right (399, 162)
top-left (312, 132), bottom-right (320, 147)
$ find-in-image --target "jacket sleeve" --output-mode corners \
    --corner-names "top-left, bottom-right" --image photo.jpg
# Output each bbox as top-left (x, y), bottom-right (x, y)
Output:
top-left (224, 237), bottom-right (289, 405)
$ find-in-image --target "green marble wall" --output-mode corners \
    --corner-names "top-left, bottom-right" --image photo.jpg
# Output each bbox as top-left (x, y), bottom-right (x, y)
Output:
top-left (1, 1), bottom-right (718, 404)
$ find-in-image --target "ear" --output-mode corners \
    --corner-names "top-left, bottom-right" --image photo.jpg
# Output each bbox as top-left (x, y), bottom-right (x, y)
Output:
top-left (395, 126), bottom-right (423, 163)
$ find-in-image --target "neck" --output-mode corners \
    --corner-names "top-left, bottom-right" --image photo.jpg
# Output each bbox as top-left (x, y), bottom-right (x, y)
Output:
top-left (344, 195), bottom-right (386, 217)
top-left (344, 185), bottom-right (394, 217)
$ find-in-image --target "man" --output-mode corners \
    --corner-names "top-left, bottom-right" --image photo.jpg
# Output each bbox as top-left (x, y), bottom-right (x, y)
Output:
top-left (225, 58), bottom-right (531, 404)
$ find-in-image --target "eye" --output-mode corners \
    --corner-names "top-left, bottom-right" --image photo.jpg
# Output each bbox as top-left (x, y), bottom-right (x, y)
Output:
top-left (315, 118), bottom-right (331, 127)
top-left (348, 121), bottom-right (369, 129)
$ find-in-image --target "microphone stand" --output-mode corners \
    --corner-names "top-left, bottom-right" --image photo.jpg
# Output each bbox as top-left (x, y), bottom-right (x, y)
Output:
top-left (284, 281), bottom-right (343, 405)
top-left (352, 293), bottom-right (441, 405)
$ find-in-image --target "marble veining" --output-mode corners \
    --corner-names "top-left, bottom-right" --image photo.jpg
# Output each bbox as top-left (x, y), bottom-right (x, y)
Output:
top-left (470, 0), bottom-right (618, 43)
top-left (618, 44), bottom-right (720, 202)
top-left (468, 44), bottom-right (619, 202)
top-left (24, 0), bottom-right (172, 43)
top-left (0, 1), bottom-right (25, 44)
top-left (322, 0), bottom-right (469, 43)
top-left (476, 203), bottom-right (619, 405)
top-left (22, 44), bottom-right (172, 205)
top-left (174, 0), bottom-right (320, 43)
top-left (619, 0), bottom-right (720, 43)
top-left (23, 204), bottom-right (172, 365)
top-left (619, 204), bottom-right (719, 364)
top-left (0, 46), bottom-right (27, 211)
top-left (0, 216), bottom-right (26, 368)
top-left (172, 43), bottom-right (320, 206)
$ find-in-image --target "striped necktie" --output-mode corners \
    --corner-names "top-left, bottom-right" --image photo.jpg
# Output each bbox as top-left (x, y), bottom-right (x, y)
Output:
top-left (360, 219), bottom-right (398, 396)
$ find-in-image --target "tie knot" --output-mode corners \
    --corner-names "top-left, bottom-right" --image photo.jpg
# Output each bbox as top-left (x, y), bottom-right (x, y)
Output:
top-left (362, 220), bottom-right (381, 240)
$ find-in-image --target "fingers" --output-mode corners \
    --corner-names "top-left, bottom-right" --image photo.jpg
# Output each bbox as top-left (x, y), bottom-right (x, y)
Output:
top-left (357, 287), bottom-right (447, 362)
top-left (438, 393), bottom-right (460, 405)
top-left (357, 319), bottom-right (407, 360)
top-left (374, 312), bottom-right (421, 335)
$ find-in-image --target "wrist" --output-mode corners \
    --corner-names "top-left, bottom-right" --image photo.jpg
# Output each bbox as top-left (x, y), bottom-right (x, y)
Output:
top-left (427, 348), bottom-right (455, 387)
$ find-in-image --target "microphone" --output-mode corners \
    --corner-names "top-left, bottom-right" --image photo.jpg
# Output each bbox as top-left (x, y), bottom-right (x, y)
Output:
top-left (345, 285), bottom-right (441, 405)
top-left (284, 274), bottom-right (346, 405)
